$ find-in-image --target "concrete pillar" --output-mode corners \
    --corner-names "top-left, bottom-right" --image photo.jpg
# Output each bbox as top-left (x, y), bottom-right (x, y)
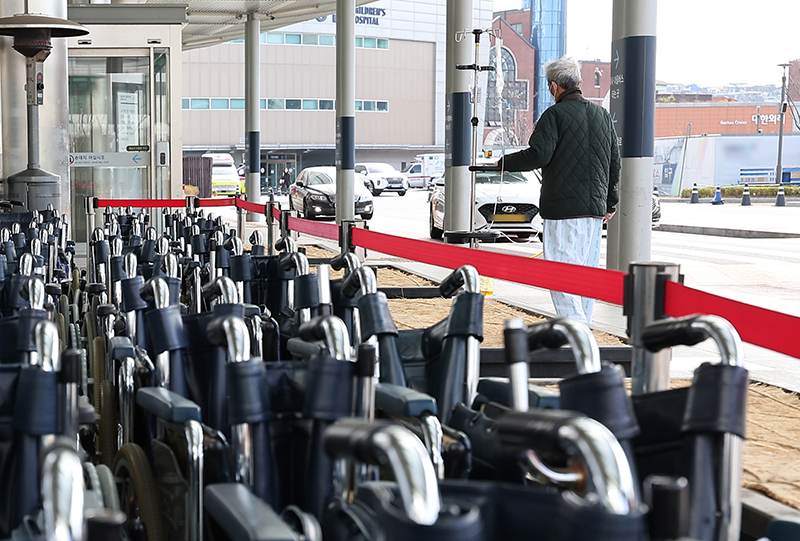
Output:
top-left (608, 0), bottom-right (656, 269)
top-left (444, 0), bottom-right (473, 236)
top-left (245, 14), bottom-right (261, 222)
top-left (335, 0), bottom-right (355, 224)
top-left (0, 0), bottom-right (71, 215)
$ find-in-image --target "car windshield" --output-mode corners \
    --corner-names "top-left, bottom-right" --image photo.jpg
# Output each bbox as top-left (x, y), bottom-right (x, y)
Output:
top-left (367, 163), bottom-right (395, 174)
top-left (475, 171), bottom-right (528, 184)
top-left (307, 172), bottom-right (334, 185)
top-left (212, 164), bottom-right (236, 175)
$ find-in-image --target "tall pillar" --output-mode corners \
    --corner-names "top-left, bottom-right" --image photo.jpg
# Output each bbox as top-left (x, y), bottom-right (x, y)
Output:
top-left (245, 14), bottom-right (261, 222)
top-left (335, 0), bottom-right (355, 224)
top-left (444, 0), bottom-right (473, 236)
top-left (608, 0), bottom-right (656, 269)
top-left (0, 0), bottom-right (71, 215)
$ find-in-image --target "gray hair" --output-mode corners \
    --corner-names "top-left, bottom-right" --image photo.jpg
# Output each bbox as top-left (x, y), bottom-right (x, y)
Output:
top-left (545, 56), bottom-right (582, 89)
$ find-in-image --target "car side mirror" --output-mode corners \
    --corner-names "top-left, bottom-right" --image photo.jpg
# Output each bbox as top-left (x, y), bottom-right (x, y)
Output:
top-left (295, 180), bottom-right (304, 187)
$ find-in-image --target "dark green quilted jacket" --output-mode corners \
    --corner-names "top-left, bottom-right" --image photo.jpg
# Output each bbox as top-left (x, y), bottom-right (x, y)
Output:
top-left (500, 91), bottom-right (620, 220)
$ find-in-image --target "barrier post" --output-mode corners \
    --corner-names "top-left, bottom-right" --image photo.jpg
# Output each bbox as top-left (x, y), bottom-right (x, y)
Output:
top-left (624, 262), bottom-right (681, 394)
top-left (281, 209), bottom-right (298, 242)
top-left (340, 220), bottom-right (366, 262)
top-left (266, 196), bottom-right (278, 256)
top-left (236, 198), bottom-right (247, 241)
top-left (85, 196), bottom-right (96, 279)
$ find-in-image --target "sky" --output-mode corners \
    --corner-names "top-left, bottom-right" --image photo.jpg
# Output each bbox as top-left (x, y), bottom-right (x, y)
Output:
top-left (493, 0), bottom-right (800, 88)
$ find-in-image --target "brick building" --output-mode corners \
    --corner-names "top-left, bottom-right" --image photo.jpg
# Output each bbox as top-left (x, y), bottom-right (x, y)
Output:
top-left (655, 103), bottom-right (791, 138)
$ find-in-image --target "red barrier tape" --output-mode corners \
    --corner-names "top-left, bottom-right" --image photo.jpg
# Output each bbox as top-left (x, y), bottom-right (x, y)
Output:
top-left (271, 205), bottom-right (281, 221)
top-left (351, 229), bottom-right (625, 305)
top-left (663, 280), bottom-right (800, 360)
top-left (236, 198), bottom-right (266, 214)
top-left (287, 216), bottom-right (339, 241)
top-left (197, 197), bottom-right (236, 208)
top-left (95, 198), bottom-right (185, 208)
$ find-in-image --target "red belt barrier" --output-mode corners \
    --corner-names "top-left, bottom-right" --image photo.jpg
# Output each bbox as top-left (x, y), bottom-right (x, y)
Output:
top-left (287, 216), bottom-right (339, 241)
top-left (236, 198), bottom-right (266, 214)
top-left (663, 280), bottom-right (800, 360)
top-left (271, 205), bottom-right (282, 221)
top-left (351, 229), bottom-right (625, 305)
top-left (197, 197), bottom-right (236, 208)
top-left (95, 198), bottom-right (185, 209)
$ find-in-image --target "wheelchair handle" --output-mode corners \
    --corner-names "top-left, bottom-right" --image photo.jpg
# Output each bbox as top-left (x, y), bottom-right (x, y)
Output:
top-left (641, 314), bottom-right (743, 367)
top-left (207, 315), bottom-right (251, 364)
top-left (439, 265), bottom-right (480, 297)
top-left (330, 251), bottom-right (361, 272)
top-left (341, 266), bottom-right (377, 299)
top-left (527, 318), bottom-right (601, 375)
top-left (201, 276), bottom-right (239, 305)
top-left (298, 315), bottom-right (351, 361)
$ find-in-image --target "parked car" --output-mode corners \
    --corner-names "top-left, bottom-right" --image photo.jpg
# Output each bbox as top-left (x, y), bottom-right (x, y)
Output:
top-left (354, 162), bottom-right (409, 196)
top-left (429, 166), bottom-right (543, 240)
top-left (203, 153), bottom-right (245, 197)
top-left (289, 166), bottom-right (373, 220)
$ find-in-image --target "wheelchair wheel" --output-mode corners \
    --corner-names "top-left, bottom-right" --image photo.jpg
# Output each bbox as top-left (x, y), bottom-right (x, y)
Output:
top-left (99, 380), bottom-right (118, 468)
top-left (92, 336), bottom-right (106, 411)
top-left (114, 443), bottom-right (165, 541)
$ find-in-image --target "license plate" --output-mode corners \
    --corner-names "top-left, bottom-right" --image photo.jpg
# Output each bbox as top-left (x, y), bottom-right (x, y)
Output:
top-left (490, 213), bottom-right (527, 223)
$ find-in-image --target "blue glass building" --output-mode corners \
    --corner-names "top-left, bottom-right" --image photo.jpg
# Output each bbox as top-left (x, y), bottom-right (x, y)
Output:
top-left (524, 0), bottom-right (567, 120)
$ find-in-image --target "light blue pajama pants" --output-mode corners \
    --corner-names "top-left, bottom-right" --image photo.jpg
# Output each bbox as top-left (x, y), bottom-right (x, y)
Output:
top-left (543, 217), bottom-right (603, 324)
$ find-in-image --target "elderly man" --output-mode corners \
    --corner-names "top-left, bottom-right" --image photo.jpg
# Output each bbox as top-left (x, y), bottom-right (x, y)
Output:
top-left (498, 56), bottom-right (620, 324)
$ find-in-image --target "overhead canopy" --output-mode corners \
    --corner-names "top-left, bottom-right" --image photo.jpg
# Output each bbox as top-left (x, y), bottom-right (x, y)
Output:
top-left (109, 0), bottom-right (377, 50)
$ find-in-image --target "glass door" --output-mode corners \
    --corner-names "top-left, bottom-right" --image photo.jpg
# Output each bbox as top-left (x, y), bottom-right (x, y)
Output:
top-left (68, 51), bottom-right (151, 241)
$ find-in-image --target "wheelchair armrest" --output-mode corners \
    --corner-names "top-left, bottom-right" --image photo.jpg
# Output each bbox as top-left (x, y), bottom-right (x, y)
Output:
top-left (376, 383), bottom-right (438, 419)
top-left (286, 337), bottom-right (321, 360)
top-left (136, 387), bottom-right (202, 424)
top-left (204, 483), bottom-right (299, 541)
top-left (476, 378), bottom-right (560, 410)
top-left (108, 336), bottom-right (135, 361)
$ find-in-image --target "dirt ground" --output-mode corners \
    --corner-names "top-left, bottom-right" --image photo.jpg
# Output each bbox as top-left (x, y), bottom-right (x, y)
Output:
top-left (303, 244), bottom-right (800, 510)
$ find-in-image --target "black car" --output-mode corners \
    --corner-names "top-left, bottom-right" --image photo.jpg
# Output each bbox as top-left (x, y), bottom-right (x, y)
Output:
top-left (289, 166), bottom-right (374, 220)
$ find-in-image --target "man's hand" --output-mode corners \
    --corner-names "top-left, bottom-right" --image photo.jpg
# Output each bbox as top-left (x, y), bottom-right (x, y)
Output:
top-left (603, 210), bottom-right (616, 224)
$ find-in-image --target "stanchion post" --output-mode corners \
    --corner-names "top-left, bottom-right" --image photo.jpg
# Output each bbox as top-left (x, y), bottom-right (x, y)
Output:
top-left (85, 196), bottom-right (96, 280)
top-left (281, 209), bottom-right (298, 242)
top-left (265, 199), bottom-right (278, 256)
top-left (236, 198), bottom-right (247, 241)
top-left (339, 219), bottom-right (366, 262)
top-left (624, 262), bottom-right (681, 395)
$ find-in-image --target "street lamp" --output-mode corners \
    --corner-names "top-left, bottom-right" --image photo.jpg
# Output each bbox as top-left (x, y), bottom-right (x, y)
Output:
top-left (776, 63), bottom-right (790, 185)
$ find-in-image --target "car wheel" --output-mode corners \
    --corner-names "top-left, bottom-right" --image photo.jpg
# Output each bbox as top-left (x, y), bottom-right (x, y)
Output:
top-left (361, 212), bottom-right (373, 220)
top-left (368, 181), bottom-right (377, 195)
top-left (398, 191), bottom-right (406, 197)
top-left (538, 231), bottom-right (544, 243)
top-left (429, 209), bottom-right (443, 239)
top-left (516, 233), bottom-right (531, 240)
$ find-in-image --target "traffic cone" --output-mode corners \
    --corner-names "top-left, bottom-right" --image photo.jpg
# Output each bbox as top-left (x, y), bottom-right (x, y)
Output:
top-left (711, 186), bottom-right (724, 205)
top-left (741, 184), bottom-right (751, 206)
top-left (776, 183), bottom-right (786, 207)
top-left (690, 183), bottom-right (699, 204)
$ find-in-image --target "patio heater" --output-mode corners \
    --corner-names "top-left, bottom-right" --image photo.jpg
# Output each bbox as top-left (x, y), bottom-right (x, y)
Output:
top-left (0, 7), bottom-right (88, 211)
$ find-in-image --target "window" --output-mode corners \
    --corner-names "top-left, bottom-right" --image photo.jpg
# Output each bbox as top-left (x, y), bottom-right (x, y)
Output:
top-left (230, 99), bottom-right (245, 110)
top-left (210, 98), bottom-right (229, 109)
top-left (231, 38), bottom-right (244, 44)
top-left (268, 99), bottom-right (284, 110)
top-left (260, 99), bottom-right (267, 110)
top-left (319, 99), bottom-right (335, 110)
top-left (355, 100), bottom-right (363, 111)
top-left (377, 39), bottom-right (389, 49)
top-left (267, 33), bottom-right (284, 44)
top-left (511, 23), bottom-right (523, 35)
top-left (285, 34), bottom-right (302, 45)
top-left (302, 34), bottom-right (318, 45)
top-left (594, 71), bottom-right (601, 87)
top-left (260, 33), bottom-right (267, 44)
top-left (286, 99), bottom-right (302, 110)
top-left (320, 35), bottom-right (335, 46)
top-left (355, 37), bottom-right (363, 47)
top-left (302, 99), bottom-right (318, 110)
top-left (363, 37), bottom-right (376, 49)
top-left (363, 100), bottom-right (376, 111)
top-left (191, 98), bottom-right (209, 109)
top-left (182, 98), bottom-right (190, 109)
top-left (377, 101), bottom-right (388, 112)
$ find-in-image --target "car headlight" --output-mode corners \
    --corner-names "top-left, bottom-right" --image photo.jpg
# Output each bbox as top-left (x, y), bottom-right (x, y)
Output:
top-left (309, 194), bottom-right (327, 201)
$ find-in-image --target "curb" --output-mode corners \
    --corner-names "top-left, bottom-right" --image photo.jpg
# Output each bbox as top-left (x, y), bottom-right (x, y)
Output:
top-left (654, 223), bottom-right (800, 239)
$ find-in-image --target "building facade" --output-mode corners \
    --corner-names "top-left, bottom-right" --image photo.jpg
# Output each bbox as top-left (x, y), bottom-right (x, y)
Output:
top-left (181, 0), bottom-right (493, 187)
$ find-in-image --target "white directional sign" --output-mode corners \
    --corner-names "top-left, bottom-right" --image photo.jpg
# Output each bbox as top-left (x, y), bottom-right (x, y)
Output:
top-left (68, 152), bottom-right (150, 168)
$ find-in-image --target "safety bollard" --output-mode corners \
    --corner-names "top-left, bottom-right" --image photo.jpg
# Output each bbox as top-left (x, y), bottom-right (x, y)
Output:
top-left (711, 186), bottom-right (724, 205)
top-left (624, 262), bottom-right (682, 395)
top-left (776, 183), bottom-right (786, 207)
top-left (690, 183), bottom-right (699, 204)
top-left (741, 184), bottom-right (751, 206)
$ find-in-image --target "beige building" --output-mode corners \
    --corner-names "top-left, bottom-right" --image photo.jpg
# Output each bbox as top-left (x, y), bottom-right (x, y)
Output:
top-left (181, 0), bottom-right (493, 187)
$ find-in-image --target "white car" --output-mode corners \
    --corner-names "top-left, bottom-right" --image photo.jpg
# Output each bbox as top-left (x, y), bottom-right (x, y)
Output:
top-left (429, 167), bottom-right (543, 241)
top-left (354, 162), bottom-right (409, 196)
